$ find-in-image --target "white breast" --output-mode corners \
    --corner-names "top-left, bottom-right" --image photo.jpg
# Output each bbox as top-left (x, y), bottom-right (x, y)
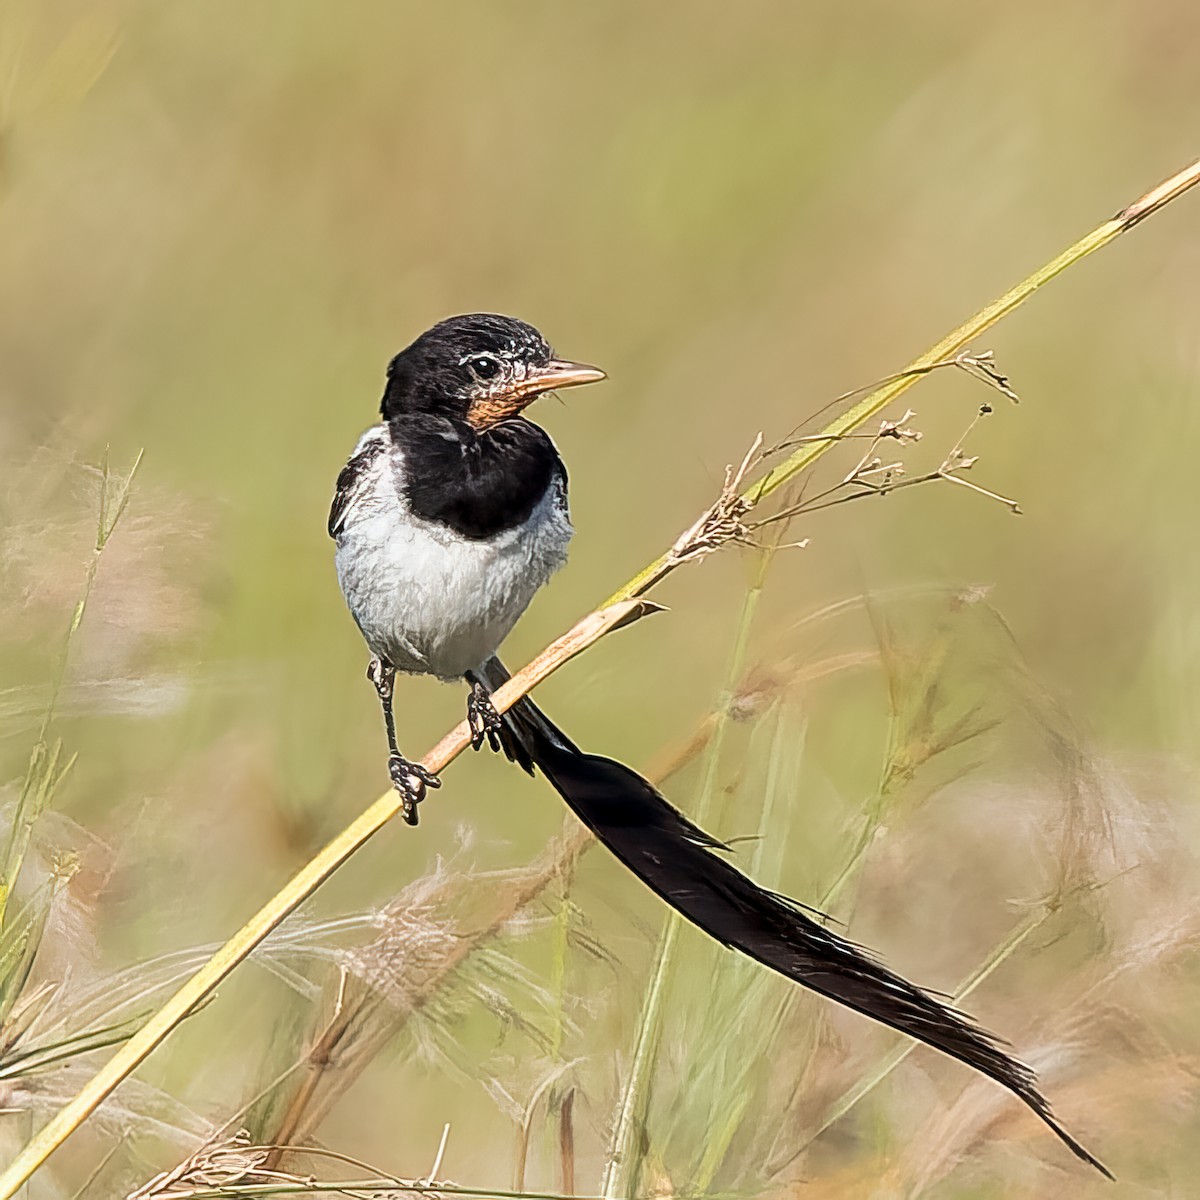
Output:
top-left (333, 426), bottom-right (572, 681)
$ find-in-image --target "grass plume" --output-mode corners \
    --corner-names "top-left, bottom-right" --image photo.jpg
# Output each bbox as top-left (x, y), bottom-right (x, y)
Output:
top-left (4, 155), bottom-right (1200, 1195)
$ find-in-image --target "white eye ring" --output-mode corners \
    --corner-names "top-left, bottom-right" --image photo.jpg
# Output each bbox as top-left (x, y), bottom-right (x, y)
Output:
top-left (466, 353), bottom-right (503, 382)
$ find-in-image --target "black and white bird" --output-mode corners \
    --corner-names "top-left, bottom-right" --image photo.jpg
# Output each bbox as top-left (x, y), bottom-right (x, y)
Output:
top-left (329, 313), bottom-right (1108, 1177)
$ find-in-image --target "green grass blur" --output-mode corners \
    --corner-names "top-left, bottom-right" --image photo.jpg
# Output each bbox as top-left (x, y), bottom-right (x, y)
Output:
top-left (2, 2), bottom-right (1199, 1195)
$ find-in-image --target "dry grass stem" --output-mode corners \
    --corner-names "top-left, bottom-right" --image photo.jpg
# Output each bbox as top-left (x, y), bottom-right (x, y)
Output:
top-left (126, 1131), bottom-right (276, 1199)
top-left (4, 155), bottom-right (1200, 1195)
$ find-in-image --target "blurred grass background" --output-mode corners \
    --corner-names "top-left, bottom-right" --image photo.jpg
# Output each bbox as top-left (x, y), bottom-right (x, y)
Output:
top-left (2, 1), bottom-right (1199, 1195)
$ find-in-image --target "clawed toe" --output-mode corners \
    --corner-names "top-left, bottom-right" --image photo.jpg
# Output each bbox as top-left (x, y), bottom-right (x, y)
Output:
top-left (387, 755), bottom-right (441, 825)
top-left (467, 682), bottom-right (504, 752)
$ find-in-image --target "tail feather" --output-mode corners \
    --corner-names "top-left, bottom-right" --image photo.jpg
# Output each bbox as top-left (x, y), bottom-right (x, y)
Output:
top-left (466, 658), bottom-right (1109, 1179)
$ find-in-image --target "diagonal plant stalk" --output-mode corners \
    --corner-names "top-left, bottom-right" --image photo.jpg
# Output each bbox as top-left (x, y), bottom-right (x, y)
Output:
top-left (1, 155), bottom-right (1197, 1198)
top-left (605, 156), bottom-right (1200, 605)
top-left (268, 647), bottom-right (843, 1177)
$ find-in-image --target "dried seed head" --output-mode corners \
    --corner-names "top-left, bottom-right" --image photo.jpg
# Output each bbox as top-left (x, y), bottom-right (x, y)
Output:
top-left (127, 1131), bottom-right (275, 1199)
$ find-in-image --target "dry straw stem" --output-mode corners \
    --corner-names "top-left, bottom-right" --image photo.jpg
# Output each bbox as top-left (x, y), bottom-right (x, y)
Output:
top-left (262, 632), bottom-right (846, 1169)
top-left (1, 155), bottom-right (1198, 1197)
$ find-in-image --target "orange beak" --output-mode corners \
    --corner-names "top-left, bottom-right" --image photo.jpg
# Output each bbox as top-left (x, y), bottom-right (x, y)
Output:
top-left (466, 358), bottom-right (607, 430)
top-left (507, 359), bottom-right (608, 399)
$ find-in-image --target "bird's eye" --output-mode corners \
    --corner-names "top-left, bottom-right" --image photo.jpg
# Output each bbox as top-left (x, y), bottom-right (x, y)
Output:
top-left (467, 354), bottom-right (502, 382)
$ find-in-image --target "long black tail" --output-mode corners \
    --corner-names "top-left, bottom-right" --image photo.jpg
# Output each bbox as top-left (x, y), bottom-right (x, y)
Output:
top-left (468, 658), bottom-right (1110, 1178)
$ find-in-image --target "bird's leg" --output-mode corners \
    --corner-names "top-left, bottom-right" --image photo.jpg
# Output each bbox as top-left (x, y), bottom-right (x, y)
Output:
top-left (467, 679), bottom-right (504, 752)
top-left (367, 657), bottom-right (440, 825)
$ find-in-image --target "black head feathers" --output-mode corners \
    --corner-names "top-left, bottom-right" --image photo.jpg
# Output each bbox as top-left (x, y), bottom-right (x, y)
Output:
top-left (381, 314), bottom-right (552, 422)
top-left (380, 314), bottom-right (604, 431)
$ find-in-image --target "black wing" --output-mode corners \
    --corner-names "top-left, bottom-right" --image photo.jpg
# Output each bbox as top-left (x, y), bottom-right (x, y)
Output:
top-left (328, 432), bottom-right (386, 538)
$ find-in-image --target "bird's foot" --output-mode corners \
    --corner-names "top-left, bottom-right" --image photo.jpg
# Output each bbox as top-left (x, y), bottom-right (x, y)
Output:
top-left (387, 755), bottom-right (441, 825)
top-left (467, 681), bottom-right (504, 752)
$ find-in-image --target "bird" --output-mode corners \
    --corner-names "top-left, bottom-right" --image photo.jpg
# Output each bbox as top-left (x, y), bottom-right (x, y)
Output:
top-left (329, 312), bottom-right (1109, 1177)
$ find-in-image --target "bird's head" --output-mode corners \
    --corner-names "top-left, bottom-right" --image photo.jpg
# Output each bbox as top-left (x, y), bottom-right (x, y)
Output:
top-left (380, 313), bottom-right (606, 431)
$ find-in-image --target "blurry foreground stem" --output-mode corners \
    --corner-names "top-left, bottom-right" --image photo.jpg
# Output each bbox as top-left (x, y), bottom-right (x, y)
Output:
top-left (2, 156), bottom-right (1198, 1198)
top-left (0, 449), bottom-right (142, 931)
top-left (601, 546), bottom-right (775, 1199)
